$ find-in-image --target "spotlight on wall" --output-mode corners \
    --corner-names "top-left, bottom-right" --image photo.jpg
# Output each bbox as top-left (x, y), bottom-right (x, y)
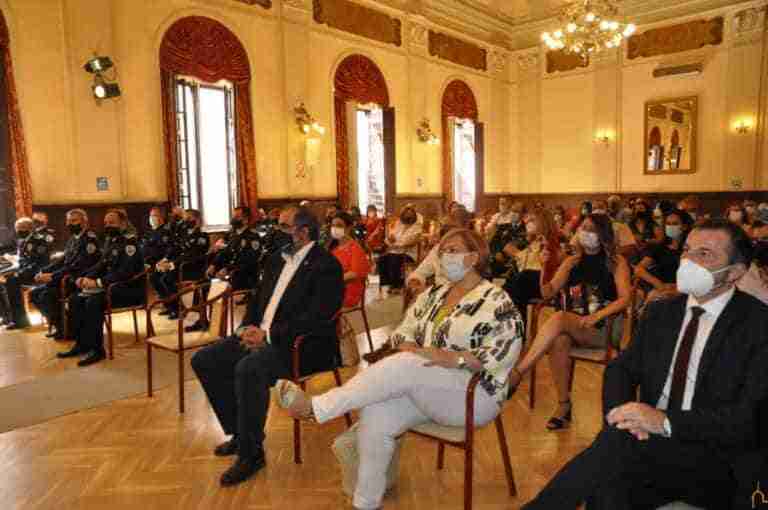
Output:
top-left (593, 130), bottom-right (612, 145)
top-left (84, 55), bottom-right (121, 102)
top-left (293, 102), bottom-right (325, 135)
top-left (416, 118), bottom-right (440, 145)
top-left (734, 119), bottom-right (753, 134)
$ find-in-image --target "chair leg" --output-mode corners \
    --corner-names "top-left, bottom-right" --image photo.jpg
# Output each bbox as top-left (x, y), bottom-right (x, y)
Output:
top-left (464, 441), bottom-right (474, 510)
top-left (332, 369), bottom-right (353, 427)
top-left (494, 416), bottom-right (517, 496)
top-left (106, 315), bottom-right (114, 360)
top-left (436, 442), bottom-right (445, 470)
top-left (360, 307), bottom-right (374, 353)
top-left (568, 359), bottom-right (576, 393)
top-left (132, 310), bottom-right (139, 344)
top-left (147, 343), bottom-right (153, 397)
top-left (293, 417), bottom-right (302, 464)
top-left (178, 350), bottom-right (185, 414)
top-left (529, 364), bottom-right (537, 409)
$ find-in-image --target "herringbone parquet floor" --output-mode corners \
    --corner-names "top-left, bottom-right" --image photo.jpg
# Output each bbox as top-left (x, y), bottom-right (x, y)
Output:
top-left (0, 293), bottom-right (606, 510)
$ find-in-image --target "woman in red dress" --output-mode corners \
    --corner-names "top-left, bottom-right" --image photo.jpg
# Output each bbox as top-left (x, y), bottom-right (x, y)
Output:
top-left (363, 205), bottom-right (385, 253)
top-left (330, 212), bottom-right (372, 308)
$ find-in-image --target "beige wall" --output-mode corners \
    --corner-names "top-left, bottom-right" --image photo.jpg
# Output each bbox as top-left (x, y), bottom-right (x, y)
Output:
top-left (511, 1), bottom-right (768, 195)
top-left (6, 0), bottom-right (768, 207)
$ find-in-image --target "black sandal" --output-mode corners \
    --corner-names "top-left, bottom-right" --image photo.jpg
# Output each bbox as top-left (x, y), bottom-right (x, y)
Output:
top-left (546, 400), bottom-right (572, 430)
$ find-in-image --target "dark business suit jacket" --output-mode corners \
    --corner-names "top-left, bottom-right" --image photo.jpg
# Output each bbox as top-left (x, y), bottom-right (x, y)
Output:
top-left (242, 243), bottom-right (344, 376)
top-left (604, 289), bottom-right (768, 464)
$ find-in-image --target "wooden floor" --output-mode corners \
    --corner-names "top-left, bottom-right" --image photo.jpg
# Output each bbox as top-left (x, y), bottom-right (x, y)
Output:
top-left (0, 302), bottom-right (607, 510)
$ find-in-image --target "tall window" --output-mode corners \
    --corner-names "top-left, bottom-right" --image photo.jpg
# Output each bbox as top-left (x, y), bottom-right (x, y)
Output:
top-left (175, 77), bottom-right (238, 228)
top-left (452, 119), bottom-right (477, 212)
top-left (355, 107), bottom-right (386, 214)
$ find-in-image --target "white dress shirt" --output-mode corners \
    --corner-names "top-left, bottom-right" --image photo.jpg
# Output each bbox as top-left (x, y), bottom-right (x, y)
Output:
top-left (656, 286), bottom-right (735, 412)
top-left (259, 241), bottom-right (315, 341)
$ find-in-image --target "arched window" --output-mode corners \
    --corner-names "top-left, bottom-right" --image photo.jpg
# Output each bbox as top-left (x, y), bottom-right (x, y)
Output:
top-left (442, 80), bottom-right (480, 212)
top-left (159, 16), bottom-right (256, 227)
top-left (0, 10), bottom-right (31, 244)
top-left (333, 54), bottom-right (394, 213)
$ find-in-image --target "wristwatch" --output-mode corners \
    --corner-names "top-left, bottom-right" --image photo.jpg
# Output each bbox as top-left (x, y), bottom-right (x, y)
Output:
top-left (456, 355), bottom-right (467, 370)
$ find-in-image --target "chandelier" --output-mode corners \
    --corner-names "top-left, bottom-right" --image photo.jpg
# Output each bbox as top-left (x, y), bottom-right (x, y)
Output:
top-left (541, 0), bottom-right (636, 58)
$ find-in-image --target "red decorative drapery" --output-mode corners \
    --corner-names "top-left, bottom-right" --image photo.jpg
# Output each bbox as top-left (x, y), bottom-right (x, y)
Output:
top-left (159, 16), bottom-right (257, 210)
top-left (441, 80), bottom-right (478, 201)
top-left (0, 12), bottom-right (32, 217)
top-left (334, 54), bottom-right (389, 207)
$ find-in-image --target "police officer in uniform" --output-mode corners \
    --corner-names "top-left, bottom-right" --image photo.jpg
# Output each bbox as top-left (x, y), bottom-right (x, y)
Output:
top-left (156, 209), bottom-right (210, 320)
top-left (207, 206), bottom-right (262, 291)
top-left (142, 206), bottom-right (174, 299)
top-left (32, 211), bottom-right (56, 251)
top-left (0, 217), bottom-right (51, 329)
top-left (57, 209), bottom-right (145, 366)
top-left (30, 209), bottom-right (101, 339)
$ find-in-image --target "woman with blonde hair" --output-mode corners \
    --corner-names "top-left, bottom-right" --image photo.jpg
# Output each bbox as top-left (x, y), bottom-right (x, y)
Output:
top-left (277, 228), bottom-right (524, 510)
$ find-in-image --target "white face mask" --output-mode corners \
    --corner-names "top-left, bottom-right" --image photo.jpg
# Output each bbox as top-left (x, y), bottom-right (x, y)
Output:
top-left (653, 208), bottom-right (663, 218)
top-left (330, 226), bottom-right (346, 240)
top-left (579, 231), bottom-right (600, 250)
top-left (665, 225), bottom-right (682, 240)
top-left (149, 217), bottom-right (160, 229)
top-left (688, 211), bottom-right (697, 221)
top-left (592, 209), bottom-right (607, 216)
top-left (676, 258), bottom-right (731, 298)
top-left (441, 252), bottom-right (471, 282)
top-left (525, 221), bottom-right (537, 234)
top-left (554, 214), bottom-right (563, 224)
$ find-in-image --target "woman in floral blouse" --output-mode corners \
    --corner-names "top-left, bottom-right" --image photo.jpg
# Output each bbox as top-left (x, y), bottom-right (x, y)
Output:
top-left (276, 228), bottom-right (523, 510)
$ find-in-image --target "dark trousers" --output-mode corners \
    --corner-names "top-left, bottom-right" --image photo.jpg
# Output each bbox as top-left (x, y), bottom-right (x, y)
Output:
top-left (30, 280), bottom-right (74, 332)
top-left (191, 337), bottom-right (290, 458)
top-left (503, 269), bottom-right (542, 329)
top-left (68, 289), bottom-right (144, 353)
top-left (156, 268), bottom-right (207, 314)
top-left (377, 253), bottom-right (413, 288)
top-left (0, 274), bottom-right (30, 326)
top-left (522, 426), bottom-right (734, 510)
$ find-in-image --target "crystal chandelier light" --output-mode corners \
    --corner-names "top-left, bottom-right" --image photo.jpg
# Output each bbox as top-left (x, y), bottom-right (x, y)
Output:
top-left (541, 0), bottom-right (636, 59)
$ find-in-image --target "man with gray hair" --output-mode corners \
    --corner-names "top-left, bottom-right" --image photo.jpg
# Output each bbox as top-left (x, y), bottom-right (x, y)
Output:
top-left (30, 209), bottom-right (101, 339)
top-left (0, 217), bottom-right (51, 329)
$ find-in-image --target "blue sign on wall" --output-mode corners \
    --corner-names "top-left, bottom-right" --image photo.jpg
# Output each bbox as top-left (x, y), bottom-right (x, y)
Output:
top-left (96, 177), bottom-right (109, 192)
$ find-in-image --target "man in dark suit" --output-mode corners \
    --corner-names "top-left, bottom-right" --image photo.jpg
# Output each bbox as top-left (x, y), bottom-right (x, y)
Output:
top-left (191, 205), bottom-right (344, 487)
top-left (523, 219), bottom-right (768, 510)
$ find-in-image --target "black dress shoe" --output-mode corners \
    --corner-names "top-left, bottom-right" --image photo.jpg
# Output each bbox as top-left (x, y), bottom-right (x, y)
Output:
top-left (57, 346), bottom-right (86, 358)
top-left (45, 329), bottom-right (59, 338)
top-left (214, 437), bottom-right (238, 457)
top-left (184, 321), bottom-right (208, 333)
top-left (77, 350), bottom-right (106, 367)
top-left (220, 455), bottom-right (265, 487)
top-left (167, 311), bottom-right (179, 320)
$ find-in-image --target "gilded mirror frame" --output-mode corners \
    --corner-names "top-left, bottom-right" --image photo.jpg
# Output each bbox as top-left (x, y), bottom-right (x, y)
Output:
top-left (643, 96), bottom-right (697, 175)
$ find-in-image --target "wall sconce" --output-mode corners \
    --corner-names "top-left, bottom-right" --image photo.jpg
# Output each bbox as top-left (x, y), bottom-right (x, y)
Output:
top-left (734, 119), bottom-right (753, 134)
top-left (593, 131), bottom-right (612, 145)
top-left (84, 55), bottom-right (121, 102)
top-left (293, 102), bottom-right (325, 135)
top-left (417, 118), bottom-right (440, 145)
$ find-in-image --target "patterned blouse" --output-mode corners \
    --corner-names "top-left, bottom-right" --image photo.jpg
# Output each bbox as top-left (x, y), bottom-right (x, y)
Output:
top-left (390, 280), bottom-right (524, 404)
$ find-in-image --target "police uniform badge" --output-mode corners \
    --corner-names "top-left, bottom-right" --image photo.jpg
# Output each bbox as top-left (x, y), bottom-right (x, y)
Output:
top-left (198, 237), bottom-right (207, 245)
top-left (241, 239), bottom-right (247, 248)
top-left (26, 243), bottom-right (33, 253)
top-left (46, 235), bottom-right (54, 244)
top-left (251, 240), bottom-right (260, 251)
top-left (126, 245), bottom-right (136, 257)
top-left (87, 243), bottom-right (97, 254)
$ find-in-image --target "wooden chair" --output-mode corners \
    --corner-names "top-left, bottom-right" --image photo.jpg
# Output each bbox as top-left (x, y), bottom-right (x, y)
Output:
top-left (227, 287), bottom-right (252, 335)
top-left (145, 283), bottom-right (229, 413)
top-left (290, 318), bottom-right (353, 464)
top-left (409, 370), bottom-right (517, 510)
top-left (339, 277), bottom-right (373, 353)
top-left (104, 268), bottom-right (150, 360)
top-left (525, 297), bottom-right (557, 409)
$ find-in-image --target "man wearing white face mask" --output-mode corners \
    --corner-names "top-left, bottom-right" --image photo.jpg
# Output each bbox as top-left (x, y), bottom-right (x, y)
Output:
top-left (523, 219), bottom-right (768, 510)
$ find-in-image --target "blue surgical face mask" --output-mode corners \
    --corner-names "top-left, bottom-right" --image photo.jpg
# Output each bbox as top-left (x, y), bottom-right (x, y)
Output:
top-left (441, 252), bottom-right (470, 282)
top-left (665, 225), bottom-right (683, 240)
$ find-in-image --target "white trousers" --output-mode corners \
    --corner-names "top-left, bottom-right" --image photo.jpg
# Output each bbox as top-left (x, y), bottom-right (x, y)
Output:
top-left (312, 352), bottom-right (500, 510)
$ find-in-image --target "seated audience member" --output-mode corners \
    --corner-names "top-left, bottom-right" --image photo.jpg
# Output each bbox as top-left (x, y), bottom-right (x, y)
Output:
top-left (328, 212), bottom-right (371, 308)
top-left (678, 194), bottom-right (703, 224)
top-left (635, 210), bottom-right (693, 300)
top-left (502, 208), bottom-right (561, 326)
top-left (377, 206), bottom-right (422, 292)
top-left (726, 203), bottom-right (751, 236)
top-left (32, 211), bottom-right (56, 250)
top-left (347, 206), bottom-right (368, 243)
top-left (141, 206), bottom-right (173, 267)
top-left (522, 220), bottom-right (767, 510)
top-left (628, 210), bottom-right (663, 248)
top-left (277, 228), bottom-right (524, 510)
top-left (190, 206), bottom-right (343, 486)
top-left (632, 198), bottom-right (650, 216)
top-left (563, 201), bottom-right (592, 238)
top-left (207, 206), bottom-right (262, 291)
top-left (487, 199), bottom-right (527, 277)
top-left (0, 217), bottom-right (51, 329)
top-left (738, 221), bottom-right (768, 304)
top-left (363, 205), bottom-right (385, 253)
top-left (552, 206), bottom-right (567, 235)
top-left (57, 209), bottom-right (145, 366)
top-left (406, 206), bottom-right (472, 293)
top-left (155, 209), bottom-right (210, 321)
top-left (508, 214), bottom-right (631, 429)
top-left (320, 203), bottom-right (342, 248)
top-left (30, 209), bottom-right (101, 339)
top-left (744, 199), bottom-right (758, 226)
top-left (593, 199), bottom-right (637, 258)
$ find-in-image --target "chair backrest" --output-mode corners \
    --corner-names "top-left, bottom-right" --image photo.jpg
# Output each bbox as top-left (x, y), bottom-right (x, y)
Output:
top-left (208, 293), bottom-right (228, 338)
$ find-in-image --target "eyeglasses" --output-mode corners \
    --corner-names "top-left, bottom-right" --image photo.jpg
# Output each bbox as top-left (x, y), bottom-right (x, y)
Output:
top-left (682, 247), bottom-right (720, 264)
top-left (439, 247), bottom-right (471, 256)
